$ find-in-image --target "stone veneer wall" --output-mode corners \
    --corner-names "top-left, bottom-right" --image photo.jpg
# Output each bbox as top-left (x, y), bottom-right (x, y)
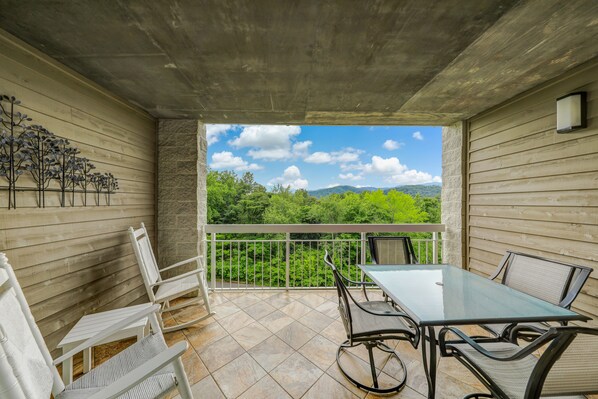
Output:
top-left (441, 121), bottom-right (467, 268)
top-left (157, 120), bottom-right (207, 275)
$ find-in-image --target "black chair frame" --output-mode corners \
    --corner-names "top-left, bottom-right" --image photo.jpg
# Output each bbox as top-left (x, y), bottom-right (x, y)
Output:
top-left (439, 326), bottom-right (598, 399)
top-left (481, 251), bottom-right (592, 342)
top-left (324, 251), bottom-right (420, 394)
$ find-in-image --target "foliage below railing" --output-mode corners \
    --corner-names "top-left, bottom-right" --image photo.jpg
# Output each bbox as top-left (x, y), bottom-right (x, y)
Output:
top-left (206, 226), bottom-right (443, 289)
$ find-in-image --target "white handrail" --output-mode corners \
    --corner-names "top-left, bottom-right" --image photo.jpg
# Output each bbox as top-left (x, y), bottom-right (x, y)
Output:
top-left (205, 223), bottom-right (445, 234)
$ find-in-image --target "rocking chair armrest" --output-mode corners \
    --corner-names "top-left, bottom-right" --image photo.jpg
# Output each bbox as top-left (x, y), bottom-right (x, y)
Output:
top-left (150, 269), bottom-right (203, 288)
top-left (87, 341), bottom-right (188, 399)
top-left (439, 326), bottom-right (556, 361)
top-left (160, 255), bottom-right (203, 272)
top-left (54, 304), bottom-right (161, 366)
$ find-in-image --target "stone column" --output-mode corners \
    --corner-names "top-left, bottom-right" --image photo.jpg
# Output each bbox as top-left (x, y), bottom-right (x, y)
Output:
top-left (157, 119), bottom-right (207, 277)
top-left (441, 121), bottom-right (467, 268)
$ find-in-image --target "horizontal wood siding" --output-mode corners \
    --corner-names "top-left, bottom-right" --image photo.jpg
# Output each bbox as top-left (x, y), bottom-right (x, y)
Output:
top-left (0, 30), bottom-right (156, 355)
top-left (468, 60), bottom-right (598, 325)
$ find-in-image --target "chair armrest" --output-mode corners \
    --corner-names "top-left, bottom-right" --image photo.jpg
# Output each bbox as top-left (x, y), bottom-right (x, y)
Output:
top-left (53, 304), bottom-right (160, 366)
top-left (338, 272), bottom-right (376, 287)
top-left (160, 255), bottom-right (203, 272)
top-left (87, 341), bottom-right (188, 399)
top-left (150, 269), bottom-right (203, 288)
top-left (439, 326), bottom-right (555, 361)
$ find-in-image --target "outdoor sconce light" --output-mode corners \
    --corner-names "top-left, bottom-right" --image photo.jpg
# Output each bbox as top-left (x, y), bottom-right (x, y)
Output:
top-left (556, 91), bottom-right (587, 133)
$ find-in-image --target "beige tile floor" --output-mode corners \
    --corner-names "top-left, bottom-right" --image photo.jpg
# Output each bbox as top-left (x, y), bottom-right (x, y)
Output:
top-left (73, 290), bottom-right (596, 399)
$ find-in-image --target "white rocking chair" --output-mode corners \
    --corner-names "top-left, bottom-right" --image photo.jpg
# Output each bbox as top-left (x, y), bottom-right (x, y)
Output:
top-left (0, 252), bottom-right (193, 399)
top-left (128, 223), bottom-right (213, 333)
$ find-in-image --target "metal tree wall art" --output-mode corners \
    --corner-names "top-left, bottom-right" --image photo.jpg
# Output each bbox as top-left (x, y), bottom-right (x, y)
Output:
top-left (0, 94), bottom-right (119, 209)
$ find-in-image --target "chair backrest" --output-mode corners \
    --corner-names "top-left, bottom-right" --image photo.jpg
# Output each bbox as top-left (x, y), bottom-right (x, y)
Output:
top-left (323, 252), bottom-right (353, 338)
top-left (0, 253), bottom-right (64, 398)
top-left (368, 236), bottom-right (418, 265)
top-left (526, 327), bottom-right (598, 398)
top-left (499, 251), bottom-right (592, 307)
top-left (128, 223), bottom-right (161, 294)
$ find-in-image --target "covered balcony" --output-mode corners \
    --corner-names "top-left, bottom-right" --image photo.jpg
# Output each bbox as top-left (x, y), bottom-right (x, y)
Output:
top-left (0, 1), bottom-right (597, 398)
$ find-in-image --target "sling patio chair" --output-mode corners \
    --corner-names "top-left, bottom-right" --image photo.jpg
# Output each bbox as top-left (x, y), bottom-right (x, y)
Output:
top-left (0, 252), bottom-right (194, 399)
top-left (480, 251), bottom-right (592, 343)
top-left (367, 235), bottom-right (418, 265)
top-left (324, 251), bottom-right (420, 394)
top-left (439, 325), bottom-right (598, 399)
top-left (364, 235), bottom-right (418, 301)
top-left (129, 223), bottom-right (214, 333)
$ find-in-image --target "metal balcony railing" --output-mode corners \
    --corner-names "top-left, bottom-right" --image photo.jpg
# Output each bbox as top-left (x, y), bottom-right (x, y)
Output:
top-left (204, 224), bottom-right (445, 291)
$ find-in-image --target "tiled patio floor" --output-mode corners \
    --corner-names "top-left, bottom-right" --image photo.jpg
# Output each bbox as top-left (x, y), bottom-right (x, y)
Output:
top-left (73, 290), bottom-right (594, 399)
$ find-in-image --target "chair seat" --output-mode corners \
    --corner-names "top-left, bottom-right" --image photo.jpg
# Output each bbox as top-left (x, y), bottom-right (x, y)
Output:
top-left (57, 333), bottom-right (176, 399)
top-left (482, 322), bottom-right (550, 338)
top-left (350, 301), bottom-right (413, 338)
top-left (451, 342), bottom-right (585, 399)
top-left (155, 275), bottom-right (199, 302)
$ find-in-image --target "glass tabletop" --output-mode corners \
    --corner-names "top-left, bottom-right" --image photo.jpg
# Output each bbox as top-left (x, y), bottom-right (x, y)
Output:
top-left (359, 264), bottom-right (587, 326)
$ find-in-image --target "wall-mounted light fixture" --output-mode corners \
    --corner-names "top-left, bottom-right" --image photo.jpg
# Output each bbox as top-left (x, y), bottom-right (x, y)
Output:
top-left (556, 91), bottom-right (587, 133)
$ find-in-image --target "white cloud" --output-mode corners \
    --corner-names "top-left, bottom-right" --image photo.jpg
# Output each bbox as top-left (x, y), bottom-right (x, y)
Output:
top-left (206, 124), bottom-right (237, 145)
top-left (304, 152), bottom-right (333, 164)
top-left (339, 173), bottom-right (364, 181)
top-left (363, 156), bottom-right (407, 175)
top-left (268, 165), bottom-right (308, 190)
top-left (229, 125), bottom-right (301, 149)
top-left (351, 155), bottom-right (440, 185)
top-left (340, 161), bottom-right (365, 171)
top-left (412, 131), bottom-right (424, 141)
top-left (228, 125), bottom-right (303, 160)
top-left (292, 141), bottom-right (312, 157)
top-left (209, 151), bottom-right (262, 171)
top-left (387, 171), bottom-right (441, 185)
top-left (247, 148), bottom-right (292, 161)
top-left (383, 139), bottom-right (403, 150)
top-left (304, 148), bottom-right (363, 164)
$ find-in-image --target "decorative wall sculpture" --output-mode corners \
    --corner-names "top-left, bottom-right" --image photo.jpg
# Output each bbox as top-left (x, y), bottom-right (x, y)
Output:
top-left (0, 94), bottom-right (119, 209)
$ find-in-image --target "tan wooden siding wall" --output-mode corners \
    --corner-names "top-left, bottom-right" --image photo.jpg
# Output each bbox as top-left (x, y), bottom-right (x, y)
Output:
top-left (0, 31), bottom-right (156, 354)
top-left (468, 60), bottom-right (598, 324)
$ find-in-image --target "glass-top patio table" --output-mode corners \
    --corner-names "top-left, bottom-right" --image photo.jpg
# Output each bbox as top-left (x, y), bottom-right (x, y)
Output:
top-left (358, 264), bottom-right (589, 399)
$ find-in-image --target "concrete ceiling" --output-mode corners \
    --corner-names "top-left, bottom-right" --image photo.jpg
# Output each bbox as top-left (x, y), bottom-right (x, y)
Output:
top-left (1, 0), bottom-right (598, 125)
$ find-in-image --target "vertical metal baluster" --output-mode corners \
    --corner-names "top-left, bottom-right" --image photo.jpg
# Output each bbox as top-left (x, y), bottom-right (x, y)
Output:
top-left (254, 242), bottom-right (257, 288)
top-left (277, 241), bottom-right (281, 288)
top-left (432, 232), bottom-right (439, 264)
top-left (229, 241), bottom-right (232, 289)
top-left (211, 233), bottom-right (216, 291)
top-left (285, 233), bottom-right (291, 290)
top-left (300, 240), bottom-right (304, 288)
top-left (237, 241), bottom-right (240, 288)
top-left (269, 241), bottom-right (272, 289)
top-left (317, 241), bottom-right (321, 287)
top-left (245, 241), bottom-right (248, 289)
top-left (261, 240), bottom-right (264, 289)
top-left (425, 241), bottom-right (429, 263)
top-left (309, 241), bottom-right (312, 288)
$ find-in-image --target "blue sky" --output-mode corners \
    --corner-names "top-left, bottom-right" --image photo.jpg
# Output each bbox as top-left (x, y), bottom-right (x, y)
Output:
top-left (206, 125), bottom-right (442, 190)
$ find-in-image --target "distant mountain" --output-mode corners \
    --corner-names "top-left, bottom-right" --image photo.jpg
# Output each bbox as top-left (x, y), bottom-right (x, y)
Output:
top-left (307, 184), bottom-right (441, 198)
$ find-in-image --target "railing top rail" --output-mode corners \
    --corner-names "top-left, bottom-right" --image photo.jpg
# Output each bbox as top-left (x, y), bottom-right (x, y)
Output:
top-left (205, 224), bottom-right (445, 234)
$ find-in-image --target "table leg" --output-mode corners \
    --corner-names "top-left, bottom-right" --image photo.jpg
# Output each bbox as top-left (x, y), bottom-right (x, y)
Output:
top-left (61, 346), bottom-right (74, 385)
top-left (420, 326), bottom-right (438, 399)
top-left (83, 347), bottom-right (92, 373)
